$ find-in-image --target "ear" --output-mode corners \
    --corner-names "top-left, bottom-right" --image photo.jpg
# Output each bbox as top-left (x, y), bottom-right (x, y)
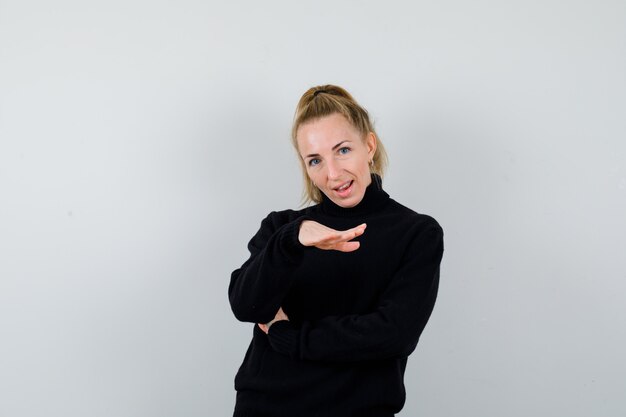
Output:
top-left (366, 132), bottom-right (377, 159)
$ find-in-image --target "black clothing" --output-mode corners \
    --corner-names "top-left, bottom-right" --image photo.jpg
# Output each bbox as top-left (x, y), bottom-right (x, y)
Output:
top-left (229, 176), bottom-right (444, 417)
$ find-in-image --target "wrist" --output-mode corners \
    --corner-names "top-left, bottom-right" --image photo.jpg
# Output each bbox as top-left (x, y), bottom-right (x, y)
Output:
top-left (267, 317), bottom-right (287, 331)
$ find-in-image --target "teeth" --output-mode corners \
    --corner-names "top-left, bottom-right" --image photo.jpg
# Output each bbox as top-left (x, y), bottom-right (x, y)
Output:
top-left (338, 182), bottom-right (351, 191)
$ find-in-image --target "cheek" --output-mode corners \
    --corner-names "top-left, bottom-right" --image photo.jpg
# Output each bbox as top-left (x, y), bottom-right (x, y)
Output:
top-left (354, 158), bottom-right (370, 173)
top-left (306, 167), bottom-right (321, 182)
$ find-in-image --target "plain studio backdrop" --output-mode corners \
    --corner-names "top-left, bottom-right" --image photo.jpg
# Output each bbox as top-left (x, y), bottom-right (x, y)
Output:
top-left (1, 1), bottom-right (625, 416)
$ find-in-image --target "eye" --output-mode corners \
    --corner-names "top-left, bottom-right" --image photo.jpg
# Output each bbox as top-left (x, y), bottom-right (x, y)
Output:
top-left (308, 158), bottom-right (321, 167)
top-left (338, 147), bottom-right (351, 155)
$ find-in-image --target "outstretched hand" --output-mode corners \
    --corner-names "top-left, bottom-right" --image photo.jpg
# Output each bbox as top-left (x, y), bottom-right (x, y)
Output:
top-left (298, 220), bottom-right (367, 252)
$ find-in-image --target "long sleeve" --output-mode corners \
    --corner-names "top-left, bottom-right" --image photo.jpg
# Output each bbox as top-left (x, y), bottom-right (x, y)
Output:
top-left (267, 221), bottom-right (443, 362)
top-left (228, 210), bottom-right (309, 324)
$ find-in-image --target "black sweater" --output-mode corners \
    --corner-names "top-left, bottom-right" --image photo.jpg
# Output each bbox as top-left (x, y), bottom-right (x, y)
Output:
top-left (229, 176), bottom-right (444, 417)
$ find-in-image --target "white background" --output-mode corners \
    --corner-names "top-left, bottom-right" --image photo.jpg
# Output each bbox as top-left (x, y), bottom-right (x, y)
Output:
top-left (1, 1), bottom-right (625, 416)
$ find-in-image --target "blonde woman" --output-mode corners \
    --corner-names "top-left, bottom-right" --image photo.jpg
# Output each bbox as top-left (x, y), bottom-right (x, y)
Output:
top-left (229, 85), bottom-right (444, 417)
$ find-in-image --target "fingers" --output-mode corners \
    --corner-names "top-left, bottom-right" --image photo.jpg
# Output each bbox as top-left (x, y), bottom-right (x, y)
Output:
top-left (321, 223), bottom-right (367, 250)
top-left (334, 240), bottom-right (361, 252)
top-left (319, 223), bottom-right (366, 242)
top-left (343, 223), bottom-right (367, 240)
top-left (300, 220), bottom-right (367, 251)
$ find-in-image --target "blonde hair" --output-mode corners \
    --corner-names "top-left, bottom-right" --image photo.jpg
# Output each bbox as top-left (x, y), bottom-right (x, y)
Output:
top-left (291, 84), bottom-right (388, 205)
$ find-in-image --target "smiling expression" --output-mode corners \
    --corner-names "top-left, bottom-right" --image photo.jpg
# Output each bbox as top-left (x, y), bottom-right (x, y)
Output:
top-left (296, 113), bottom-right (377, 208)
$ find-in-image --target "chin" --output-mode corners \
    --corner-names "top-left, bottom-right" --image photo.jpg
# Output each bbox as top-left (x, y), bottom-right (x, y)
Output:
top-left (339, 198), bottom-right (360, 208)
top-left (329, 192), bottom-right (365, 208)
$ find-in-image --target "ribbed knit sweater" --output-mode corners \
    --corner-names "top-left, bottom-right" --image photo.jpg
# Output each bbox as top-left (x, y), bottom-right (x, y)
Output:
top-left (229, 176), bottom-right (444, 417)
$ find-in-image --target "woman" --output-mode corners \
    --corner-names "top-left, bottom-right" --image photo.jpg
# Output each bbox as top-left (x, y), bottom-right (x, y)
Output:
top-left (229, 85), bottom-right (444, 417)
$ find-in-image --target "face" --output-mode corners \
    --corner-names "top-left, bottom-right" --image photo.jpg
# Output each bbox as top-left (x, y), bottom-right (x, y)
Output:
top-left (297, 113), bottom-right (377, 208)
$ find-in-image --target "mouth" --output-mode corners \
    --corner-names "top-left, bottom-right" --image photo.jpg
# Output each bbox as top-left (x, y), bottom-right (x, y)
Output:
top-left (333, 180), bottom-right (354, 197)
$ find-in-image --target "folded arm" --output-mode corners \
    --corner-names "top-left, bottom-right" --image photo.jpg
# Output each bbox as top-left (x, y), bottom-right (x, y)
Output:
top-left (266, 223), bottom-right (444, 362)
top-left (228, 211), bottom-right (308, 323)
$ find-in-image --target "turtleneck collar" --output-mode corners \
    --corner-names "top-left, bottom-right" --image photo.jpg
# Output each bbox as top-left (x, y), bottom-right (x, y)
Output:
top-left (319, 174), bottom-right (390, 217)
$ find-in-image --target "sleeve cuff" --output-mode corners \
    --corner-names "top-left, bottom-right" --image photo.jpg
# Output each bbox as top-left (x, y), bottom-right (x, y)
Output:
top-left (267, 320), bottom-right (300, 358)
top-left (278, 216), bottom-right (310, 263)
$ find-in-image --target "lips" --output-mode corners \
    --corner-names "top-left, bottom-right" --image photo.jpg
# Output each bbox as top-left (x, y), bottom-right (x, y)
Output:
top-left (333, 180), bottom-right (354, 197)
top-left (334, 181), bottom-right (352, 191)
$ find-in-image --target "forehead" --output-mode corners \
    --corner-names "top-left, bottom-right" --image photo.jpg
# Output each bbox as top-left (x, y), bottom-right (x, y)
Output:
top-left (296, 113), bottom-right (362, 154)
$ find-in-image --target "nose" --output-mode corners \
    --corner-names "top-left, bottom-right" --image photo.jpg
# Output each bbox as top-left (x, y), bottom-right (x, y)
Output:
top-left (325, 158), bottom-right (342, 180)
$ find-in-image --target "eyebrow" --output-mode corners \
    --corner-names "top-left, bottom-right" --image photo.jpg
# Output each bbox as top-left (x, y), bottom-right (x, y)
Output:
top-left (305, 141), bottom-right (351, 159)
